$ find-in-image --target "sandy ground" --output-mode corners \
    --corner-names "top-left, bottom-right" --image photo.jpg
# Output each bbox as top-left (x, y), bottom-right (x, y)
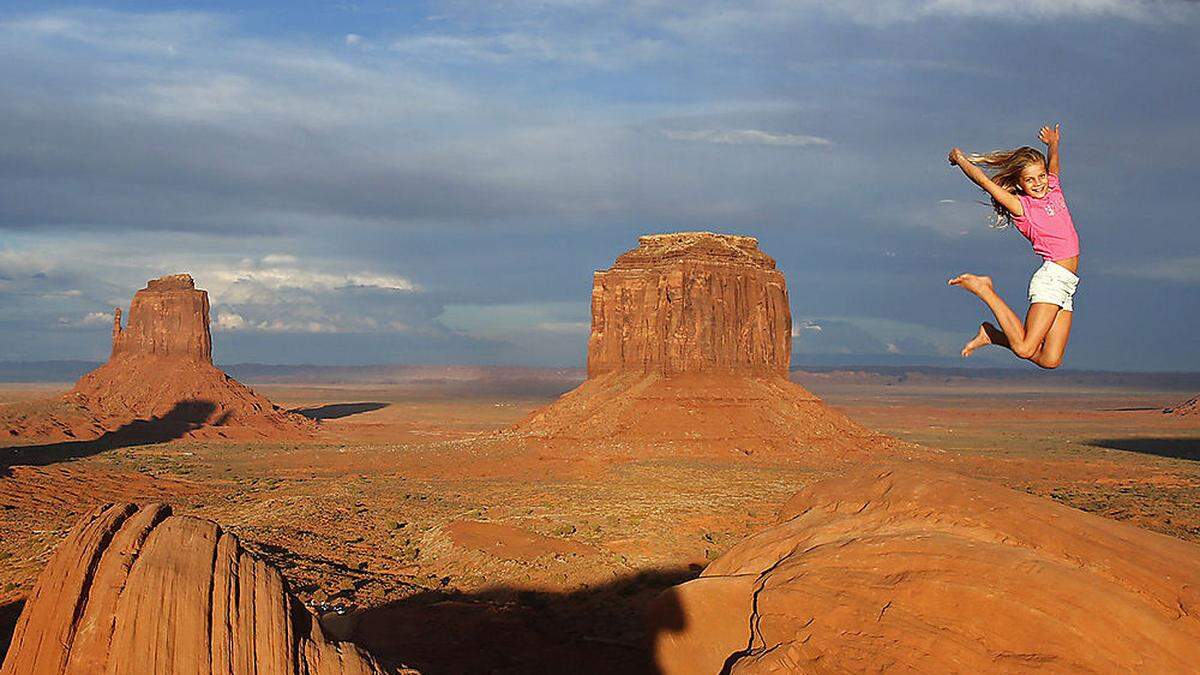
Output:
top-left (1, 375), bottom-right (1197, 673)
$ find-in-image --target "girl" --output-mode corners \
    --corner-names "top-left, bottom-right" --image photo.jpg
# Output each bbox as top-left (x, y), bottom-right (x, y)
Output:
top-left (947, 124), bottom-right (1079, 369)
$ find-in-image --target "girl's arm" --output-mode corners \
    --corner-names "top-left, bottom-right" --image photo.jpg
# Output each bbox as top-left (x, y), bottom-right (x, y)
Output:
top-left (1040, 124), bottom-right (1061, 176)
top-left (948, 147), bottom-right (1023, 217)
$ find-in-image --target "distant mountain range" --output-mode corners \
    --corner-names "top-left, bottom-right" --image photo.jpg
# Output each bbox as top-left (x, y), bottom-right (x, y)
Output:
top-left (1, 360), bottom-right (1197, 391)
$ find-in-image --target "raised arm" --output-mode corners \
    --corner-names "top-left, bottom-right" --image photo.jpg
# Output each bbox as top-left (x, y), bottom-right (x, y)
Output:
top-left (948, 147), bottom-right (1023, 217)
top-left (1040, 124), bottom-right (1060, 176)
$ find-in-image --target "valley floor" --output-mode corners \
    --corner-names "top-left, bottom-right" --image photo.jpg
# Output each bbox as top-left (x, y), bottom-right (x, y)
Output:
top-left (1, 374), bottom-right (1196, 673)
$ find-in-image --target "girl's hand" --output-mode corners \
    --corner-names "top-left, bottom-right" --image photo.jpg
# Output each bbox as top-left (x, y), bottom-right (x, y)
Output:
top-left (948, 147), bottom-right (966, 165)
top-left (1039, 123), bottom-right (1061, 145)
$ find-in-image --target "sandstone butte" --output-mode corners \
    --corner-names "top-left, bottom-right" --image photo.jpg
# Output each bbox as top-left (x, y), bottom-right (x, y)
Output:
top-left (1, 274), bottom-right (312, 441)
top-left (0, 502), bottom-right (413, 675)
top-left (649, 465), bottom-right (1200, 673)
top-left (510, 232), bottom-right (892, 458)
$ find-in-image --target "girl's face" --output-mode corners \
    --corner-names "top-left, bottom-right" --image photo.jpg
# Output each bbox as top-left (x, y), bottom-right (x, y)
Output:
top-left (1019, 161), bottom-right (1049, 198)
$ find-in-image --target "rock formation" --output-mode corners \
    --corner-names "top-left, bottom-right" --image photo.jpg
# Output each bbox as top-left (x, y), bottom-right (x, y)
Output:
top-left (110, 274), bottom-right (213, 361)
top-left (1164, 394), bottom-right (1198, 416)
top-left (588, 233), bottom-right (790, 376)
top-left (1, 274), bottom-right (312, 441)
top-left (0, 502), bottom-right (411, 675)
top-left (649, 466), bottom-right (1200, 673)
top-left (510, 233), bottom-right (888, 457)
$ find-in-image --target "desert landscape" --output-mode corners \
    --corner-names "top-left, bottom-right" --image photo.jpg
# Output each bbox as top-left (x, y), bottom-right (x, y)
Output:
top-left (2, 233), bottom-right (1198, 673)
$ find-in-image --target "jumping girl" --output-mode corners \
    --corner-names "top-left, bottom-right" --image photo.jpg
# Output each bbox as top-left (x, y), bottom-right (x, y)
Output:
top-left (947, 124), bottom-right (1079, 369)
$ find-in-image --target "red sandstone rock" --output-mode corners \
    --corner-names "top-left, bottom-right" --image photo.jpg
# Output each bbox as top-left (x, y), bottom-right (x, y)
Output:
top-left (649, 466), bottom-right (1200, 673)
top-left (0, 503), bottom-right (411, 674)
top-left (512, 233), bottom-right (888, 457)
top-left (111, 273), bottom-right (212, 361)
top-left (1, 274), bottom-right (312, 441)
top-left (588, 233), bottom-right (790, 377)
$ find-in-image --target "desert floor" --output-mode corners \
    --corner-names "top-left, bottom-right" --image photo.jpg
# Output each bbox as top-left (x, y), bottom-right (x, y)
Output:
top-left (2, 373), bottom-right (1197, 673)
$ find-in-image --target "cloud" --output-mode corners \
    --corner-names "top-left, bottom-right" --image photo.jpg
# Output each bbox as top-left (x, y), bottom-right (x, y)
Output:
top-left (663, 129), bottom-right (833, 147)
top-left (388, 30), bottom-right (665, 69)
top-left (344, 33), bottom-right (364, 46)
top-left (214, 312), bottom-right (246, 331)
top-left (56, 311), bottom-right (113, 327)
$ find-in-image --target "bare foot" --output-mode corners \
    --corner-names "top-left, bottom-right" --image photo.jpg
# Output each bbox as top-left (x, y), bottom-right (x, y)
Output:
top-left (948, 273), bottom-right (994, 297)
top-left (961, 323), bottom-right (992, 357)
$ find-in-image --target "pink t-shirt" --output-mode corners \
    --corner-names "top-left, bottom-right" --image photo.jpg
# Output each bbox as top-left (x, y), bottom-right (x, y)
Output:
top-left (1011, 173), bottom-right (1080, 262)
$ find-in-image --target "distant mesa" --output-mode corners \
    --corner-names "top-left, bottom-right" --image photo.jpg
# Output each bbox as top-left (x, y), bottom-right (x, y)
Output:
top-left (1, 274), bottom-right (313, 442)
top-left (511, 232), bottom-right (889, 457)
top-left (588, 232), bottom-right (791, 377)
top-left (649, 466), bottom-right (1200, 673)
top-left (1164, 394), bottom-right (1198, 416)
top-left (109, 273), bottom-right (213, 362)
top-left (0, 503), bottom-right (410, 674)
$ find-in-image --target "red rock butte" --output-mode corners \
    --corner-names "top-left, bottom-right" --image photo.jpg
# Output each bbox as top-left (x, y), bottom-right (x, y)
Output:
top-left (1, 274), bottom-right (312, 441)
top-left (110, 273), bottom-right (213, 362)
top-left (588, 232), bottom-right (790, 377)
top-left (512, 232), bottom-right (889, 457)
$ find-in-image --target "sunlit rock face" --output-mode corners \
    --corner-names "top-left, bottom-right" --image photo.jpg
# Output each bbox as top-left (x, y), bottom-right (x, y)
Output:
top-left (511, 232), bottom-right (888, 458)
top-left (650, 466), bottom-right (1200, 674)
top-left (110, 274), bottom-right (213, 363)
top-left (0, 503), bottom-right (406, 675)
top-left (587, 232), bottom-right (791, 378)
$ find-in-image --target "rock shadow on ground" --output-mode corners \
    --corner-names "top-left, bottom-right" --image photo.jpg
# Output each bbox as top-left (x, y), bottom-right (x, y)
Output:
top-left (1, 400), bottom-right (223, 476)
top-left (350, 567), bottom-right (697, 675)
top-left (1090, 437), bottom-right (1200, 461)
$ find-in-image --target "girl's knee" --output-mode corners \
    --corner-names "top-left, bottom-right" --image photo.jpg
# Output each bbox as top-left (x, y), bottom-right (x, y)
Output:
top-left (1033, 352), bottom-right (1063, 369)
top-left (1039, 354), bottom-right (1063, 369)
top-left (1013, 343), bottom-right (1039, 360)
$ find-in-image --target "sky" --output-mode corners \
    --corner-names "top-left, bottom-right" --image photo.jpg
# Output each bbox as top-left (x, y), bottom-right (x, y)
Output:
top-left (1, 1), bottom-right (1198, 371)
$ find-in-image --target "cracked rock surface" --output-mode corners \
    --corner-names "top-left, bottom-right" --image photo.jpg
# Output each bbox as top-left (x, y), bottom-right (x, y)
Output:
top-left (650, 465), bottom-right (1200, 673)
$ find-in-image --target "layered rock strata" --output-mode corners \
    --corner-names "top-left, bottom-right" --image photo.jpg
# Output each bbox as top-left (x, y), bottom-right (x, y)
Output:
top-left (2, 274), bottom-right (312, 441)
top-left (650, 466), bottom-right (1200, 673)
top-left (110, 273), bottom-right (213, 361)
top-left (588, 233), bottom-right (790, 377)
top-left (0, 503), bottom-right (408, 675)
top-left (512, 233), bottom-right (884, 456)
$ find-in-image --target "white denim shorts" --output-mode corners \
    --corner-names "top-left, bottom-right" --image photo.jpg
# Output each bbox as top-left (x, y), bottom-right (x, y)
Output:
top-left (1028, 260), bottom-right (1079, 312)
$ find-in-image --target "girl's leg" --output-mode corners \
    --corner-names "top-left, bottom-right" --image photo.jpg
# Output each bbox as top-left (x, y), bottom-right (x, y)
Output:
top-left (949, 274), bottom-right (1026, 344)
top-left (949, 274), bottom-right (1060, 360)
top-left (1029, 310), bottom-right (1073, 369)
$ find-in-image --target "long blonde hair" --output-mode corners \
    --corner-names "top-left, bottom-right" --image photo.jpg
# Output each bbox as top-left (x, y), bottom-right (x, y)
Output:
top-left (965, 146), bottom-right (1046, 228)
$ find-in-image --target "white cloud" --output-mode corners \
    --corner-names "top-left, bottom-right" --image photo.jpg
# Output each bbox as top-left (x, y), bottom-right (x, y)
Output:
top-left (345, 33), bottom-right (364, 46)
top-left (199, 256), bottom-right (419, 303)
top-left (214, 312), bottom-right (246, 331)
top-left (533, 320), bottom-right (590, 334)
top-left (389, 30), bottom-right (665, 69)
top-left (80, 311), bottom-right (112, 325)
top-left (663, 129), bottom-right (833, 147)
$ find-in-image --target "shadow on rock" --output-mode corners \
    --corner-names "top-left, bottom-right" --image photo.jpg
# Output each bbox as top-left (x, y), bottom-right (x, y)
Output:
top-left (1, 400), bottom-right (224, 475)
top-left (1090, 437), bottom-right (1200, 461)
top-left (350, 567), bottom-right (696, 675)
top-left (291, 402), bottom-right (390, 420)
top-left (0, 598), bottom-right (24, 661)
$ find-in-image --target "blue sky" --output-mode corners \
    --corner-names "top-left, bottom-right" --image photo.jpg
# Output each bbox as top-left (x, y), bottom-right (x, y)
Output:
top-left (1, 1), bottom-right (1198, 370)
